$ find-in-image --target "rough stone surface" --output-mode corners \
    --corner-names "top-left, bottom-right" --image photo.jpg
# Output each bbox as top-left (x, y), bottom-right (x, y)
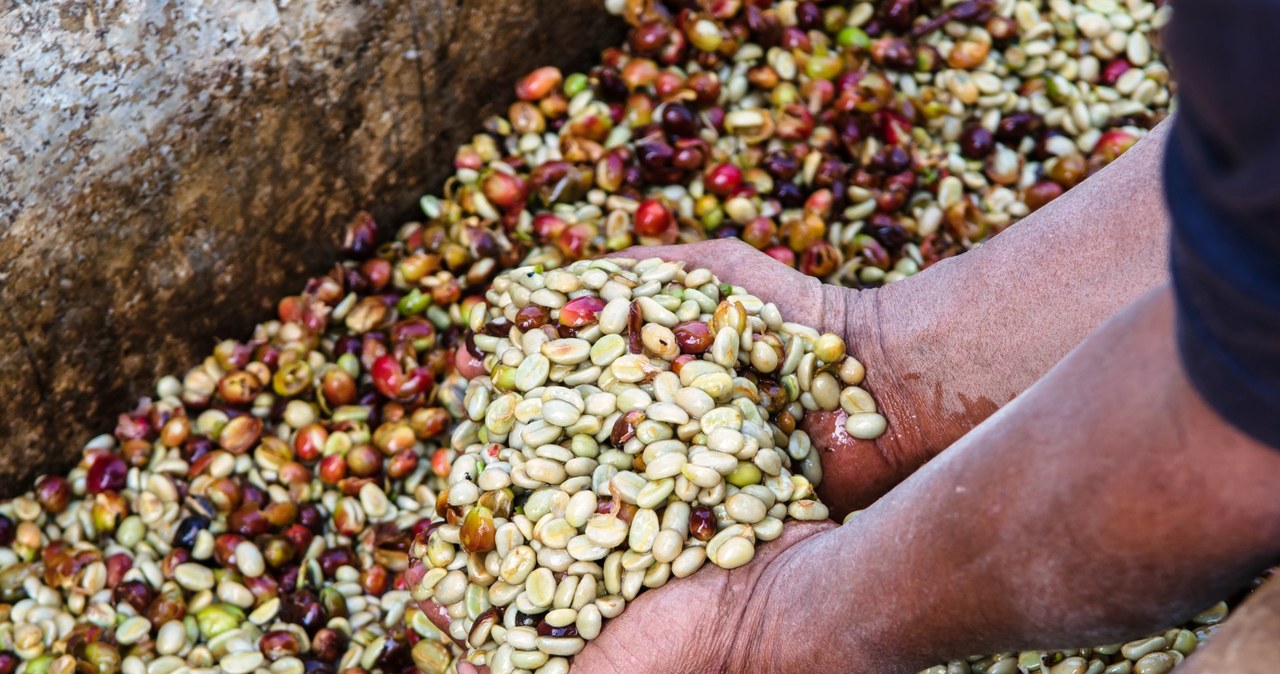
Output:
top-left (0, 0), bottom-right (623, 495)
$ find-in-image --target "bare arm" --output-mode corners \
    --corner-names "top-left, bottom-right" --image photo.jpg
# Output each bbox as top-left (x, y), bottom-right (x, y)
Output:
top-left (735, 286), bottom-right (1280, 672)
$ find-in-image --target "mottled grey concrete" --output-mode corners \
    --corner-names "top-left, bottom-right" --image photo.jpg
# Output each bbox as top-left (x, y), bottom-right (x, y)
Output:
top-left (0, 0), bottom-right (623, 494)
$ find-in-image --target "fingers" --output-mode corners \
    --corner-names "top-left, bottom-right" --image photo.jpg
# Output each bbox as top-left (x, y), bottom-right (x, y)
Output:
top-left (407, 562), bottom-right (468, 648)
top-left (413, 598), bottom-right (467, 647)
top-left (607, 240), bottom-right (835, 328)
top-left (404, 561), bottom-right (425, 586)
top-left (803, 409), bottom-right (913, 518)
top-left (608, 240), bottom-right (793, 289)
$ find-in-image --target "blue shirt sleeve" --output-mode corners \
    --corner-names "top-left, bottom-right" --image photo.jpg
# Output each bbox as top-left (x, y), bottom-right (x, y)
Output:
top-left (1165, 0), bottom-right (1280, 448)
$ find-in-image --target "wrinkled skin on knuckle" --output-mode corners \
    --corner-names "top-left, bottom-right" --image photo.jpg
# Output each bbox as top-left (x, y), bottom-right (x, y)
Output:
top-left (815, 283), bottom-right (854, 337)
top-left (405, 563), bottom-right (468, 648)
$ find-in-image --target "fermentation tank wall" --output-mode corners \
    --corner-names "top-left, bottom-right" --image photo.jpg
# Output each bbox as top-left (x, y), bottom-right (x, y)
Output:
top-left (0, 0), bottom-right (624, 495)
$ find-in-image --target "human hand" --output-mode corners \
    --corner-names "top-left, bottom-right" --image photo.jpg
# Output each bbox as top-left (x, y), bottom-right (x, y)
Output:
top-left (406, 522), bottom-right (836, 674)
top-left (457, 239), bottom-right (945, 515)
top-left (612, 239), bottom-right (934, 516)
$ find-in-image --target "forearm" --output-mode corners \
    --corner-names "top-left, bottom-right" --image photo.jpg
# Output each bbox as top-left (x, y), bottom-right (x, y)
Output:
top-left (752, 286), bottom-right (1280, 673)
top-left (823, 120), bottom-right (1174, 510)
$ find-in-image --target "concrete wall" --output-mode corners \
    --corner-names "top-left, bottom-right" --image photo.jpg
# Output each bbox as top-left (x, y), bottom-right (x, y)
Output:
top-left (0, 0), bottom-right (623, 494)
